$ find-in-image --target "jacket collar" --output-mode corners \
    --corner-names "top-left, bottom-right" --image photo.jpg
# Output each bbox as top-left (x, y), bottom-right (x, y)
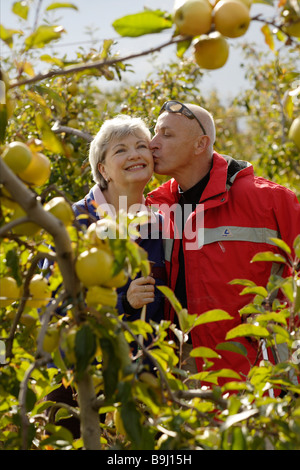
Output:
top-left (147, 153), bottom-right (252, 206)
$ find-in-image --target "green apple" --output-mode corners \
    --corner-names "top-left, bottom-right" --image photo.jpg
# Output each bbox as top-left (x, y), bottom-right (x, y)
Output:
top-left (288, 116), bottom-right (300, 149)
top-left (11, 205), bottom-right (41, 237)
top-left (173, 0), bottom-right (213, 36)
top-left (193, 32), bottom-right (229, 69)
top-left (213, 0), bottom-right (250, 38)
top-left (1, 141), bottom-right (32, 174)
top-left (44, 196), bottom-right (74, 227)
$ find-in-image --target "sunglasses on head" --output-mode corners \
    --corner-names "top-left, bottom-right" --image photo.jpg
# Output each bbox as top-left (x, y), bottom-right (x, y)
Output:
top-left (159, 100), bottom-right (207, 135)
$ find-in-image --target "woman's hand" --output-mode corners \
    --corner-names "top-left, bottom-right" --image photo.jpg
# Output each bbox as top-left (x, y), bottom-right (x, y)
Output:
top-left (126, 276), bottom-right (155, 309)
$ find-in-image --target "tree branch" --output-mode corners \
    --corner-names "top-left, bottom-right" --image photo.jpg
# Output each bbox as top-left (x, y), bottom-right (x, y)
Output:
top-left (8, 36), bottom-right (190, 89)
top-left (0, 159), bottom-right (81, 319)
top-left (51, 121), bottom-right (93, 142)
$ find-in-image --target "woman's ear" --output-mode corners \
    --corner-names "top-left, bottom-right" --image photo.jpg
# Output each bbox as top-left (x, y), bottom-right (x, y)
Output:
top-left (98, 162), bottom-right (110, 182)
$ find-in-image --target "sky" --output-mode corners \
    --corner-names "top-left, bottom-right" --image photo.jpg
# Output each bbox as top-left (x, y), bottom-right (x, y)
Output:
top-left (0, 0), bottom-right (276, 102)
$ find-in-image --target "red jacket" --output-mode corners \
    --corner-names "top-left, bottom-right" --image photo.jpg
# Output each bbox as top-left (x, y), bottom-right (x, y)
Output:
top-left (146, 152), bottom-right (300, 382)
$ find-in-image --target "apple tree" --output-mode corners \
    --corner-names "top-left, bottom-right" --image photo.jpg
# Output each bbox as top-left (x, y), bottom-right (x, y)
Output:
top-left (0, 0), bottom-right (299, 451)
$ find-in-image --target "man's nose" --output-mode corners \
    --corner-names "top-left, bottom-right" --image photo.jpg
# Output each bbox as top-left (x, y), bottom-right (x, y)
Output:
top-left (149, 135), bottom-right (159, 149)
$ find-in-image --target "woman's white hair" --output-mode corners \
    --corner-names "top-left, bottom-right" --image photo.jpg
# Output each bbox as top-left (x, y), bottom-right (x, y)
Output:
top-left (89, 114), bottom-right (151, 189)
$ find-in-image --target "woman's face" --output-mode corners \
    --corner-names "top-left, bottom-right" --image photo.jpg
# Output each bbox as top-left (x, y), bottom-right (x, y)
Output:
top-left (99, 132), bottom-right (153, 190)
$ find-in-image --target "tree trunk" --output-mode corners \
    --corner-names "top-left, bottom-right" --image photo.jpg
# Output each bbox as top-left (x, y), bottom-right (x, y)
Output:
top-left (76, 370), bottom-right (102, 450)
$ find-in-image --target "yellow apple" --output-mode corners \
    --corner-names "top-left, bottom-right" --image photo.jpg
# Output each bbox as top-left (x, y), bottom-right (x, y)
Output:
top-left (0, 187), bottom-right (19, 210)
top-left (0, 276), bottom-right (20, 308)
top-left (85, 222), bottom-right (112, 252)
top-left (288, 116), bottom-right (300, 149)
top-left (26, 274), bottom-right (51, 309)
top-left (103, 269), bottom-right (128, 288)
top-left (193, 32), bottom-right (229, 69)
top-left (11, 205), bottom-right (41, 237)
top-left (44, 196), bottom-right (74, 227)
top-left (67, 119), bottom-right (79, 129)
top-left (75, 247), bottom-right (114, 287)
top-left (66, 81), bottom-right (78, 96)
top-left (1, 141), bottom-right (33, 174)
top-left (85, 285), bottom-right (118, 307)
top-left (42, 324), bottom-right (60, 353)
top-left (213, 0), bottom-right (250, 38)
top-left (18, 151), bottom-right (51, 186)
top-left (173, 0), bottom-right (213, 36)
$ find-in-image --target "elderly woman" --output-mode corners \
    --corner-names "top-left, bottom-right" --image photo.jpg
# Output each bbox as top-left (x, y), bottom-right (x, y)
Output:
top-left (73, 114), bottom-right (166, 323)
top-left (46, 116), bottom-right (166, 439)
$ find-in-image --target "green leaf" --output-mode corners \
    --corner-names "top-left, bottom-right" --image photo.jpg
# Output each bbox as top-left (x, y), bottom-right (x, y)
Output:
top-left (25, 25), bottom-right (65, 50)
top-left (112, 10), bottom-right (172, 37)
top-left (269, 323), bottom-right (291, 340)
top-left (35, 112), bottom-right (64, 153)
top-left (251, 251), bottom-right (286, 263)
top-left (40, 54), bottom-right (65, 67)
top-left (226, 324), bottom-right (270, 340)
top-left (46, 2), bottom-right (79, 11)
top-left (282, 91), bottom-right (294, 119)
top-left (255, 312), bottom-right (287, 326)
top-left (239, 286), bottom-right (268, 297)
top-left (190, 346), bottom-right (221, 359)
top-left (75, 324), bottom-right (96, 379)
top-left (239, 304), bottom-right (264, 315)
top-left (34, 84), bottom-right (67, 118)
top-left (216, 341), bottom-right (248, 357)
top-left (119, 397), bottom-right (154, 450)
top-left (229, 279), bottom-right (257, 287)
top-left (231, 427), bottom-right (246, 450)
top-left (158, 285), bottom-right (182, 315)
top-left (269, 238), bottom-right (291, 255)
top-left (177, 308), bottom-right (198, 333)
top-left (280, 278), bottom-right (294, 302)
top-left (190, 368), bottom-right (241, 385)
top-left (194, 309), bottom-right (233, 326)
top-left (0, 24), bottom-right (23, 48)
top-left (176, 39), bottom-right (192, 58)
top-left (293, 234), bottom-right (300, 259)
top-left (12, 1), bottom-right (29, 20)
top-left (100, 337), bottom-right (120, 397)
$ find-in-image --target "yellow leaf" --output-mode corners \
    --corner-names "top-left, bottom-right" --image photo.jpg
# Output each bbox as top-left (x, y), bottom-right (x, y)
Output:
top-left (261, 24), bottom-right (275, 52)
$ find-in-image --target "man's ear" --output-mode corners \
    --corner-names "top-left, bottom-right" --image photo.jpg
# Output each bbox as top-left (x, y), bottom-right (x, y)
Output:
top-left (194, 135), bottom-right (210, 154)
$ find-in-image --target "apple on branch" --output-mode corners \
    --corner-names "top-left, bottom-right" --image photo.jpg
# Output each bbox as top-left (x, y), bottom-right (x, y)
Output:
top-left (288, 116), bottom-right (300, 150)
top-left (212, 0), bottom-right (251, 38)
top-left (173, 0), bottom-right (213, 36)
top-left (193, 32), bottom-right (229, 69)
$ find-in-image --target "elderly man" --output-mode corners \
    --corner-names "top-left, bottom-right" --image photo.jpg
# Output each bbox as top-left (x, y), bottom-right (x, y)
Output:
top-left (147, 100), bottom-right (300, 385)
